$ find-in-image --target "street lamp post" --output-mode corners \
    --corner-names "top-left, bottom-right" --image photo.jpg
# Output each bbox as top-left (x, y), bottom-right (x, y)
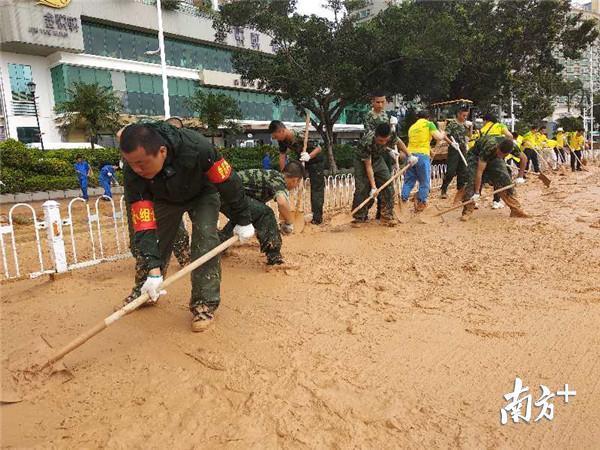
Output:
top-left (26, 81), bottom-right (44, 150)
top-left (156, 0), bottom-right (170, 119)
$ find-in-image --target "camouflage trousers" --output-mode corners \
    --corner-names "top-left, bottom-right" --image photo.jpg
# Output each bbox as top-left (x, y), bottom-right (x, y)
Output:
top-left (307, 162), bottom-right (325, 223)
top-left (352, 156), bottom-right (394, 221)
top-left (128, 222), bottom-right (190, 302)
top-left (463, 151), bottom-right (514, 208)
top-left (127, 192), bottom-right (220, 312)
top-left (219, 196), bottom-right (282, 261)
top-left (441, 145), bottom-right (468, 193)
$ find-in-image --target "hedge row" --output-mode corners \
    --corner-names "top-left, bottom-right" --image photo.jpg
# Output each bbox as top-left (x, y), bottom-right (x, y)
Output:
top-left (0, 139), bottom-right (357, 194)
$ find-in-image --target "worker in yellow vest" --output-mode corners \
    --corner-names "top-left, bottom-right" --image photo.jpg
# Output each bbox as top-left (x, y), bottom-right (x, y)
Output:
top-left (554, 127), bottom-right (566, 164)
top-left (521, 126), bottom-right (541, 173)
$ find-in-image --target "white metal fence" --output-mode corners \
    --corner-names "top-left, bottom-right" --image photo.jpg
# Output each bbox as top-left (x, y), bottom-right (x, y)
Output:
top-left (0, 161), bottom-right (515, 281)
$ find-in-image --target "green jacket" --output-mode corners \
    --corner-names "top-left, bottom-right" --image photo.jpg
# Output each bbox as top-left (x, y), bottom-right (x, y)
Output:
top-left (238, 169), bottom-right (288, 204)
top-left (124, 121), bottom-right (251, 269)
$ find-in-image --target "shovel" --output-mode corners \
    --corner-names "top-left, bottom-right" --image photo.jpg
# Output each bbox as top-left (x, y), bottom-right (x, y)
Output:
top-left (38, 236), bottom-right (240, 371)
top-left (433, 184), bottom-right (515, 219)
top-left (507, 164), bottom-right (551, 188)
top-left (330, 163), bottom-right (411, 227)
top-left (291, 112), bottom-right (312, 233)
top-left (449, 137), bottom-right (468, 167)
top-left (565, 143), bottom-right (589, 172)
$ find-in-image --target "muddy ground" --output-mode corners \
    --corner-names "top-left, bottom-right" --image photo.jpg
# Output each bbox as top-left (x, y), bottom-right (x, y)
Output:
top-left (1, 166), bottom-right (599, 449)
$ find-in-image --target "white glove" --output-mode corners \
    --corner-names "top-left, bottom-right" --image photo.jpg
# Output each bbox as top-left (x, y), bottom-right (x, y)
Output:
top-left (280, 222), bottom-right (294, 235)
top-left (408, 155), bottom-right (419, 166)
top-left (465, 120), bottom-right (473, 128)
top-left (107, 172), bottom-right (113, 177)
top-left (470, 193), bottom-right (480, 202)
top-left (299, 152), bottom-right (311, 162)
top-left (389, 149), bottom-right (400, 159)
top-left (515, 177), bottom-right (525, 185)
top-left (233, 223), bottom-right (255, 243)
top-left (369, 188), bottom-right (378, 198)
top-left (141, 275), bottom-right (166, 303)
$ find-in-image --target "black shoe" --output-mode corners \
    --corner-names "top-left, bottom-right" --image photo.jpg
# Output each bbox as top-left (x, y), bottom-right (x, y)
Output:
top-left (440, 190), bottom-right (448, 199)
top-left (311, 218), bottom-right (323, 225)
top-left (267, 253), bottom-right (284, 265)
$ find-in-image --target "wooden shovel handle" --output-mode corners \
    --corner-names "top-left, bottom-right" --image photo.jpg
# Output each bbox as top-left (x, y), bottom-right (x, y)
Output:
top-left (434, 184), bottom-right (515, 217)
top-left (565, 143), bottom-right (589, 172)
top-left (295, 112), bottom-right (311, 211)
top-left (350, 163), bottom-right (411, 216)
top-left (41, 236), bottom-right (240, 369)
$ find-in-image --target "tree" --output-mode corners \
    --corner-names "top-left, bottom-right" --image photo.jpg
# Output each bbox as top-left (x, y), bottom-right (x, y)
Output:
top-left (186, 89), bottom-right (242, 145)
top-left (557, 79), bottom-right (584, 114)
top-left (434, 0), bottom-right (598, 111)
top-left (54, 82), bottom-right (122, 150)
top-left (213, 0), bottom-right (461, 172)
top-left (556, 116), bottom-right (583, 132)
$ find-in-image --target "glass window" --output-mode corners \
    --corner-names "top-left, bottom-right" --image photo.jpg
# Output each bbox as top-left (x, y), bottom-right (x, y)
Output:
top-left (17, 127), bottom-right (40, 144)
top-left (8, 63), bottom-right (33, 102)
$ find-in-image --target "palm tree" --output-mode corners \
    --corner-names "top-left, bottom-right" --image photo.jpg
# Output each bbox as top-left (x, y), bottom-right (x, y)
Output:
top-left (186, 89), bottom-right (242, 145)
top-left (54, 82), bottom-right (122, 149)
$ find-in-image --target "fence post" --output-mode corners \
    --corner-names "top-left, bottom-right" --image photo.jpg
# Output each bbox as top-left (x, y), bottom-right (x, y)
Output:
top-left (42, 200), bottom-right (68, 273)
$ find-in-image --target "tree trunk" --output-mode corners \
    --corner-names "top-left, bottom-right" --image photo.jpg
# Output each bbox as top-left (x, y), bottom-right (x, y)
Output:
top-left (90, 132), bottom-right (95, 151)
top-left (324, 124), bottom-right (337, 174)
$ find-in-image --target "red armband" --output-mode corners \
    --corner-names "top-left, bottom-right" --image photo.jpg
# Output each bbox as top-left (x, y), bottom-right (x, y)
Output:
top-left (206, 158), bottom-right (232, 184)
top-left (131, 200), bottom-right (157, 232)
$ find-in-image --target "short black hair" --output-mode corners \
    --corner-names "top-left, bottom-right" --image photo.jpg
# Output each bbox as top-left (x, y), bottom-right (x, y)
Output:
top-left (375, 122), bottom-right (392, 137)
top-left (268, 120), bottom-right (286, 134)
top-left (370, 92), bottom-right (386, 99)
top-left (76, 154), bottom-right (83, 159)
top-left (539, 124), bottom-right (547, 130)
top-left (283, 160), bottom-right (304, 178)
top-left (456, 104), bottom-right (470, 114)
top-left (511, 131), bottom-right (519, 139)
top-left (498, 138), bottom-right (514, 154)
top-left (120, 124), bottom-right (167, 156)
top-left (166, 117), bottom-right (184, 129)
top-left (416, 110), bottom-right (430, 119)
top-left (483, 112), bottom-right (497, 123)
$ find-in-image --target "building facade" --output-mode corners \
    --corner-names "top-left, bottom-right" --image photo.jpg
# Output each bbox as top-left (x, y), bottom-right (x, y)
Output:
top-left (0, 0), bottom-right (362, 146)
top-left (349, 0), bottom-right (402, 23)
top-left (553, 1), bottom-right (599, 127)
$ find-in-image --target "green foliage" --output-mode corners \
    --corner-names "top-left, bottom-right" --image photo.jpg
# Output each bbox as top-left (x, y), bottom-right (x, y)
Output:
top-left (54, 82), bottom-right (122, 150)
top-left (0, 139), bottom-right (121, 194)
top-left (556, 116), bottom-right (584, 132)
top-left (0, 138), bottom-right (359, 192)
top-left (186, 90), bottom-right (242, 144)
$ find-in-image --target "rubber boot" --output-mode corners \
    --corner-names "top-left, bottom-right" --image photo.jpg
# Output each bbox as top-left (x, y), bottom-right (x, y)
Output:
top-left (499, 192), bottom-right (530, 218)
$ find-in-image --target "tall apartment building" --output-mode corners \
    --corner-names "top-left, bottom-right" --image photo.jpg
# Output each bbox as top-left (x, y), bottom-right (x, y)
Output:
top-left (349, 0), bottom-right (403, 23)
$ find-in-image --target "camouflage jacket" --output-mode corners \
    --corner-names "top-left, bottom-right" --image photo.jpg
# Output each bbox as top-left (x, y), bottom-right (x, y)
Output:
top-left (363, 109), bottom-right (399, 145)
top-left (445, 119), bottom-right (468, 151)
top-left (238, 169), bottom-right (288, 204)
top-left (123, 121), bottom-right (251, 269)
top-left (278, 130), bottom-right (323, 165)
top-left (474, 135), bottom-right (520, 163)
top-left (356, 132), bottom-right (391, 161)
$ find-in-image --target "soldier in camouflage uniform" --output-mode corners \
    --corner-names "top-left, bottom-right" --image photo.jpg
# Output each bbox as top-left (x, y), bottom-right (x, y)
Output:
top-left (362, 94), bottom-right (410, 219)
top-left (219, 161), bottom-right (304, 265)
top-left (440, 105), bottom-right (470, 201)
top-left (461, 136), bottom-right (529, 221)
top-left (269, 120), bottom-right (325, 225)
top-left (120, 122), bottom-right (254, 332)
top-left (352, 123), bottom-right (401, 227)
top-left (123, 201), bottom-right (191, 305)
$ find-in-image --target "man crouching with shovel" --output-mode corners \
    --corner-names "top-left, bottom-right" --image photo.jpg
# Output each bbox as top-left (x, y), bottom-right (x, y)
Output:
top-left (461, 136), bottom-right (529, 221)
top-left (219, 161), bottom-right (304, 267)
top-left (352, 123), bottom-right (414, 227)
top-left (120, 123), bottom-right (255, 332)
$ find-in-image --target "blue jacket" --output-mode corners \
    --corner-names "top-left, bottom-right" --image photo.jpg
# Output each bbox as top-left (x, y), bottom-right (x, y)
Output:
top-left (74, 161), bottom-right (89, 178)
top-left (99, 165), bottom-right (114, 182)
